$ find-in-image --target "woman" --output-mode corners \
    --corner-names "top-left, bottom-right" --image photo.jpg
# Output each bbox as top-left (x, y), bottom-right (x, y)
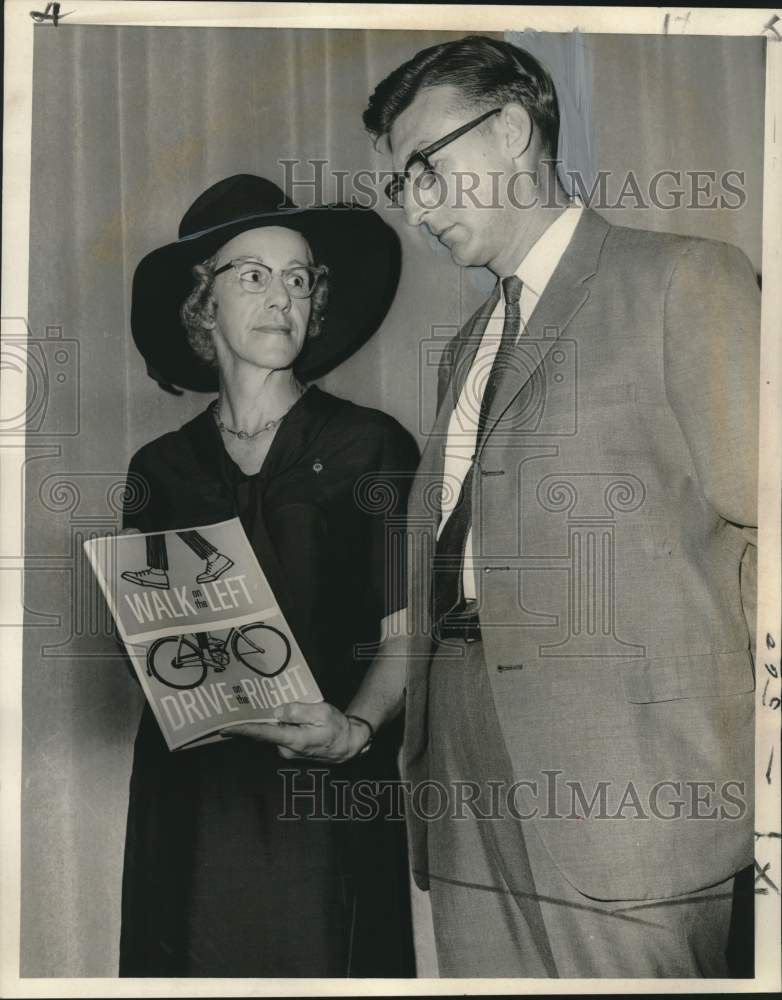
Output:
top-left (119, 175), bottom-right (418, 977)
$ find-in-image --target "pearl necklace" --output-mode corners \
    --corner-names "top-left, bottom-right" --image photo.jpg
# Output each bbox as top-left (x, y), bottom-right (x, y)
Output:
top-left (213, 387), bottom-right (305, 441)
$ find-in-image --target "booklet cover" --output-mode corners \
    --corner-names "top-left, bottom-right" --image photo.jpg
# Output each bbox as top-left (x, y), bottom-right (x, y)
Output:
top-left (84, 518), bottom-right (322, 750)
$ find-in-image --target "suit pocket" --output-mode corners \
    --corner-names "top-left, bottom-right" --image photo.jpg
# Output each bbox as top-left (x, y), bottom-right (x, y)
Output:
top-left (622, 649), bottom-right (755, 703)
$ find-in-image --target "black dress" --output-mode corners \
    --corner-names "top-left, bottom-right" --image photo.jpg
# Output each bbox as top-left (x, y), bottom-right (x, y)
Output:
top-left (118, 387), bottom-right (418, 977)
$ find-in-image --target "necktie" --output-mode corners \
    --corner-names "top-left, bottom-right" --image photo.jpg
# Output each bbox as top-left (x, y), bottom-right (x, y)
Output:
top-left (431, 275), bottom-right (523, 627)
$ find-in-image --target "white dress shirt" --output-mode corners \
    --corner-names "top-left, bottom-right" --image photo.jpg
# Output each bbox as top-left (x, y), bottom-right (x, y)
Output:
top-left (438, 203), bottom-right (584, 600)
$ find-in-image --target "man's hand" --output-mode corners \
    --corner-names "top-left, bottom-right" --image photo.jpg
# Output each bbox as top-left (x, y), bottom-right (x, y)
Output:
top-left (225, 701), bottom-right (370, 763)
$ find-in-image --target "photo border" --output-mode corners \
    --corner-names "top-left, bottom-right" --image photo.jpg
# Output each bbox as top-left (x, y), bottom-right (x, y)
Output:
top-left (2, 3), bottom-right (780, 996)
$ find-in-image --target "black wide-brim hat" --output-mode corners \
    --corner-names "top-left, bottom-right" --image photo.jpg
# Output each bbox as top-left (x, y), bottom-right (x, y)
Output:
top-left (131, 174), bottom-right (401, 391)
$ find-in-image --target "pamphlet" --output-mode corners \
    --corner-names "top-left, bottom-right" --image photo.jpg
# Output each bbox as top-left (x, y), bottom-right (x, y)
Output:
top-left (84, 518), bottom-right (322, 750)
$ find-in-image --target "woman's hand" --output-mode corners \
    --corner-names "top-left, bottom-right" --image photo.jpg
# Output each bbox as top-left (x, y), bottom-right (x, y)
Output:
top-left (225, 701), bottom-right (371, 763)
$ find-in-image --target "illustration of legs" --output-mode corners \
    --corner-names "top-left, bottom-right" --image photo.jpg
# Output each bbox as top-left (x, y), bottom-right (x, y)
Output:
top-left (178, 530), bottom-right (234, 584)
top-left (121, 533), bottom-right (171, 589)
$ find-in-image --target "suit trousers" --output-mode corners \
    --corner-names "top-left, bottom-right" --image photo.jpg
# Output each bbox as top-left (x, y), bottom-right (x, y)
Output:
top-left (424, 638), bottom-right (736, 978)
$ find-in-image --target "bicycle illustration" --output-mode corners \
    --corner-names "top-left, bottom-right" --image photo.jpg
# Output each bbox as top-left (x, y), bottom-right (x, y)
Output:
top-left (146, 622), bottom-right (291, 690)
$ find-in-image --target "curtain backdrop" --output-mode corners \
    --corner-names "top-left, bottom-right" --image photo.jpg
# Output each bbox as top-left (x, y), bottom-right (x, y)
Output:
top-left (22, 25), bottom-right (764, 977)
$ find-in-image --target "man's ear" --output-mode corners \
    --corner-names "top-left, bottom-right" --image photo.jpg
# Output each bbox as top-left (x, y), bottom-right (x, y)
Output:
top-left (500, 103), bottom-right (533, 161)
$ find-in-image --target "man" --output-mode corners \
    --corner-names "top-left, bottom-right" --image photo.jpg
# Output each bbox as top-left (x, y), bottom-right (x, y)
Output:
top-left (246, 35), bottom-right (759, 978)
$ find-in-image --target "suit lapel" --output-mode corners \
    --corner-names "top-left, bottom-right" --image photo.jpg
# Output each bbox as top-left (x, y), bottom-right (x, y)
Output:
top-left (404, 282), bottom-right (500, 765)
top-left (479, 209), bottom-right (610, 454)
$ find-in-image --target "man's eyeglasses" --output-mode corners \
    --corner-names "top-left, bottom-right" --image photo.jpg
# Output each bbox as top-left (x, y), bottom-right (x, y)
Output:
top-left (385, 107), bottom-right (502, 208)
top-left (213, 258), bottom-right (328, 298)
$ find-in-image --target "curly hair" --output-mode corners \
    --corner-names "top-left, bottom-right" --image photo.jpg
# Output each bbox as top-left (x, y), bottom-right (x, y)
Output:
top-left (180, 249), bottom-right (329, 366)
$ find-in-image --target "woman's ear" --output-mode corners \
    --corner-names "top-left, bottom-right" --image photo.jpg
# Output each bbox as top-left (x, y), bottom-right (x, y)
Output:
top-left (306, 282), bottom-right (328, 339)
top-left (202, 299), bottom-right (218, 330)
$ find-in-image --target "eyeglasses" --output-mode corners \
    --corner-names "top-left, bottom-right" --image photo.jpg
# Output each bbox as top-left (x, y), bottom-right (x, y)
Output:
top-left (385, 107), bottom-right (502, 208)
top-left (213, 257), bottom-right (328, 298)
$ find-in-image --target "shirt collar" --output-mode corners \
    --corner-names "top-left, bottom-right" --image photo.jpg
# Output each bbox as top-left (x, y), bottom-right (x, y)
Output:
top-left (513, 202), bottom-right (584, 299)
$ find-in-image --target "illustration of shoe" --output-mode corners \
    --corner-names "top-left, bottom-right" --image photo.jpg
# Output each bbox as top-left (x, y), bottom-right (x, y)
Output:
top-left (121, 567), bottom-right (170, 589)
top-left (196, 552), bottom-right (234, 584)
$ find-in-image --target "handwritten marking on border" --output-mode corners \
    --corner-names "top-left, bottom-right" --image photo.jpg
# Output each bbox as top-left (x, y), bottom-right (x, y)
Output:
top-left (30, 3), bottom-right (72, 25)
top-left (754, 859), bottom-right (780, 896)
top-left (663, 11), bottom-right (692, 35)
top-left (762, 14), bottom-right (781, 41)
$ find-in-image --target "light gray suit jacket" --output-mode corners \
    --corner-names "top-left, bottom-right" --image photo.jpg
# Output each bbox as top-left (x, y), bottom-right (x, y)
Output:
top-left (403, 208), bottom-right (759, 901)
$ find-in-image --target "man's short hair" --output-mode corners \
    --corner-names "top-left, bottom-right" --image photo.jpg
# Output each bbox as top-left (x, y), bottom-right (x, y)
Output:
top-left (363, 35), bottom-right (560, 158)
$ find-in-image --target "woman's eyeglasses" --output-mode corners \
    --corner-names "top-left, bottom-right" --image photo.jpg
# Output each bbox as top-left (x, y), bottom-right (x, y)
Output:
top-left (214, 258), bottom-right (328, 298)
top-left (385, 107), bottom-right (502, 208)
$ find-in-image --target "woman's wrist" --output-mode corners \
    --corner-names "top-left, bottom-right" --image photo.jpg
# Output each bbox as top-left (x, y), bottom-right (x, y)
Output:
top-left (344, 714), bottom-right (375, 757)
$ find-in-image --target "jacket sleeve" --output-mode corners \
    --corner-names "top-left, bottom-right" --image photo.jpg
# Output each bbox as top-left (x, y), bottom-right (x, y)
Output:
top-left (367, 419), bottom-right (421, 620)
top-left (122, 446), bottom-right (156, 533)
top-left (663, 238), bottom-right (760, 528)
top-left (116, 447), bottom-right (155, 684)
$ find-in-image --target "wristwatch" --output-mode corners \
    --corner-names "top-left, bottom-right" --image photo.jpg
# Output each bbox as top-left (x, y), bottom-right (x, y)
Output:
top-left (345, 714), bottom-right (375, 756)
